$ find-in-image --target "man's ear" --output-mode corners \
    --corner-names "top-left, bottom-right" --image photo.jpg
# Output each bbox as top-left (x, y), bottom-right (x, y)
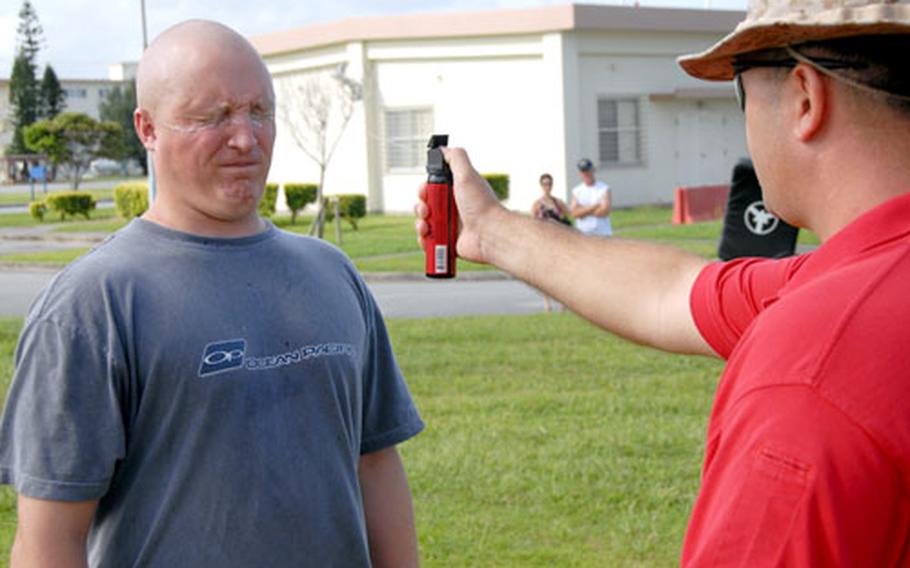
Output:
top-left (790, 64), bottom-right (828, 142)
top-left (134, 108), bottom-right (157, 151)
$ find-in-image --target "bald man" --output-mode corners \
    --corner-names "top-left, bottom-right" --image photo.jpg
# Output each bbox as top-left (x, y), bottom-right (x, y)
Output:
top-left (0, 20), bottom-right (423, 567)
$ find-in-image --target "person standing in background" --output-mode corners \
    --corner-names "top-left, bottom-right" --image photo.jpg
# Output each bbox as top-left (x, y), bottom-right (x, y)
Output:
top-left (531, 173), bottom-right (571, 227)
top-left (531, 172), bottom-right (571, 311)
top-left (570, 158), bottom-right (612, 236)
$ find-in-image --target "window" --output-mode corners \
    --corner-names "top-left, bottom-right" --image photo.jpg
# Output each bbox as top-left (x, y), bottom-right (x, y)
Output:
top-left (597, 98), bottom-right (643, 166)
top-left (65, 88), bottom-right (87, 99)
top-left (384, 108), bottom-right (433, 171)
top-left (98, 88), bottom-right (111, 98)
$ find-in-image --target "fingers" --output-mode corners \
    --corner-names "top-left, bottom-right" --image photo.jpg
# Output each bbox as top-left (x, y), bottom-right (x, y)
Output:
top-left (414, 185), bottom-right (429, 247)
top-left (413, 195), bottom-right (428, 220)
top-left (440, 147), bottom-right (476, 184)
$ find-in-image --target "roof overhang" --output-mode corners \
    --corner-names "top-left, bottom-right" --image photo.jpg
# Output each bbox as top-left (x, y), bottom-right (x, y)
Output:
top-left (251, 3), bottom-right (744, 57)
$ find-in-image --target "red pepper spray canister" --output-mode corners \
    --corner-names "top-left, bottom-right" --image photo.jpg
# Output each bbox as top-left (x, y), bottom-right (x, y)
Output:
top-left (425, 134), bottom-right (459, 278)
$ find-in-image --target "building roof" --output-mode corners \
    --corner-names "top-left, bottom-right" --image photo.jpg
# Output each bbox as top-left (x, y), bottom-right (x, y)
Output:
top-left (250, 3), bottom-right (745, 57)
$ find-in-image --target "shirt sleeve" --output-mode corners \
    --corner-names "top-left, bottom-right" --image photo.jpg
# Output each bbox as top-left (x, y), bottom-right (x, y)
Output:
top-left (357, 286), bottom-right (424, 455)
top-left (690, 255), bottom-right (806, 358)
top-left (682, 385), bottom-right (906, 566)
top-left (0, 317), bottom-right (127, 501)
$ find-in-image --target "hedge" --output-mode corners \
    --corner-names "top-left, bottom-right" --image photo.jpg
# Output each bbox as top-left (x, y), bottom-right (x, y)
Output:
top-left (29, 201), bottom-right (47, 222)
top-left (258, 183), bottom-right (279, 218)
top-left (325, 194), bottom-right (367, 230)
top-left (284, 183), bottom-right (318, 224)
top-left (114, 183), bottom-right (149, 219)
top-left (483, 173), bottom-right (509, 201)
top-left (45, 191), bottom-right (96, 220)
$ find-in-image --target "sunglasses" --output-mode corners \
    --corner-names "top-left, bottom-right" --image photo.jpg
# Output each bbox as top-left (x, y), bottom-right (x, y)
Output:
top-left (732, 55), bottom-right (865, 112)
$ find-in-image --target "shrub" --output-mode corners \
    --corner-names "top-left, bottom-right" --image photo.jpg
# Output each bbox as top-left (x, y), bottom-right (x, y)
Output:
top-left (324, 194), bottom-right (367, 230)
top-left (483, 173), bottom-right (509, 201)
top-left (284, 183), bottom-right (318, 224)
top-left (29, 200), bottom-right (46, 222)
top-left (113, 183), bottom-right (149, 219)
top-left (45, 191), bottom-right (96, 220)
top-left (258, 183), bottom-right (279, 218)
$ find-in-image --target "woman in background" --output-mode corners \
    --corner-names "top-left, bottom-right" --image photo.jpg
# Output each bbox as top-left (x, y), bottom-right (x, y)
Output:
top-left (531, 173), bottom-right (571, 311)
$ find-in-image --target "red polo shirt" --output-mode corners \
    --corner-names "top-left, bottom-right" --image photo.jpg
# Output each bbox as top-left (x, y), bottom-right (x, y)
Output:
top-left (684, 192), bottom-right (910, 566)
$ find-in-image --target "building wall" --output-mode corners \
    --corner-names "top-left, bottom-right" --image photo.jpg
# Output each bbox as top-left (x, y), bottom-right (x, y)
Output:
top-left (261, 15), bottom-right (746, 213)
top-left (60, 80), bottom-right (121, 120)
top-left (370, 40), bottom-right (558, 214)
top-left (572, 30), bottom-right (747, 208)
top-left (266, 35), bottom-right (563, 214)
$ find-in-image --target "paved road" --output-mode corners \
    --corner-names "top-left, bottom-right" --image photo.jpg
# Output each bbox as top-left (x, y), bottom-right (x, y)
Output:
top-left (0, 268), bottom-right (551, 319)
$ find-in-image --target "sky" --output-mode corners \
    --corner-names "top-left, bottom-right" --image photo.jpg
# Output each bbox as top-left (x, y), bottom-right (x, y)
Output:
top-left (0, 0), bottom-right (746, 80)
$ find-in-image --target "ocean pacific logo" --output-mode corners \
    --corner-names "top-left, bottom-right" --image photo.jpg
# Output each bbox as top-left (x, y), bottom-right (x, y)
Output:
top-left (198, 338), bottom-right (355, 378)
top-left (199, 339), bottom-right (247, 377)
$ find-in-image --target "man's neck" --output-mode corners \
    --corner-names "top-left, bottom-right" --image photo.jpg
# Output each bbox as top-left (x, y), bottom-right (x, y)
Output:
top-left (803, 140), bottom-right (910, 242)
top-left (142, 202), bottom-right (266, 238)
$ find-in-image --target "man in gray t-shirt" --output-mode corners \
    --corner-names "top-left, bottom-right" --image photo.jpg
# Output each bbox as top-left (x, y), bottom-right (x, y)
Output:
top-left (0, 20), bottom-right (423, 567)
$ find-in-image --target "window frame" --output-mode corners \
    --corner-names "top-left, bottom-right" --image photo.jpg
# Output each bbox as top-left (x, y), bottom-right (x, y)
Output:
top-left (382, 106), bottom-right (434, 173)
top-left (596, 96), bottom-right (645, 168)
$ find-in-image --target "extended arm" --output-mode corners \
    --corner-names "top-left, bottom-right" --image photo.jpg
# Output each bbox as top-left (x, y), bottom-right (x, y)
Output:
top-left (359, 446), bottom-right (419, 568)
top-left (11, 496), bottom-right (97, 568)
top-left (416, 148), bottom-right (714, 356)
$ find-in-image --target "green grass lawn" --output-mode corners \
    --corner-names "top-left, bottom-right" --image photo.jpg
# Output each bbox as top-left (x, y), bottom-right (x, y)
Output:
top-left (0, 205), bottom-right (819, 269)
top-left (0, 314), bottom-right (720, 565)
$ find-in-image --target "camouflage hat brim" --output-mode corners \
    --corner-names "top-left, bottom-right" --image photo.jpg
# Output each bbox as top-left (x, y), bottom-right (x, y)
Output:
top-left (678, 2), bottom-right (910, 81)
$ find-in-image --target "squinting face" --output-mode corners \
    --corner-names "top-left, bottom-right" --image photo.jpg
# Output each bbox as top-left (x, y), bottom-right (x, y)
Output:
top-left (152, 50), bottom-right (276, 226)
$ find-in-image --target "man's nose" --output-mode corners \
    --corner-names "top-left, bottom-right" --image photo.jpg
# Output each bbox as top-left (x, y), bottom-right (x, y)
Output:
top-left (226, 113), bottom-right (258, 151)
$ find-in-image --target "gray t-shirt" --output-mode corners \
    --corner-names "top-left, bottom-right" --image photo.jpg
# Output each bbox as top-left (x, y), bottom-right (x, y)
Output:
top-left (0, 219), bottom-right (424, 567)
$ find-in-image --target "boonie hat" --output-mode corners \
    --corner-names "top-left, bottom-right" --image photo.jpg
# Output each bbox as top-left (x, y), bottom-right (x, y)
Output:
top-left (679, 0), bottom-right (910, 80)
top-left (577, 158), bottom-right (594, 172)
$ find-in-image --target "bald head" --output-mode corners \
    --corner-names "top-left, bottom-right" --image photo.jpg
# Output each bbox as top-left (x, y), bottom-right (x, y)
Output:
top-left (137, 20), bottom-right (272, 116)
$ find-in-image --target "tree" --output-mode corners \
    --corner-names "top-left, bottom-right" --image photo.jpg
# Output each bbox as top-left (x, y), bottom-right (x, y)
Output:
top-left (16, 1), bottom-right (44, 64)
top-left (6, 55), bottom-right (39, 155)
top-left (6, 0), bottom-right (45, 156)
top-left (278, 64), bottom-right (362, 238)
top-left (39, 64), bottom-right (66, 119)
top-left (24, 113), bottom-right (124, 189)
top-left (99, 81), bottom-right (147, 174)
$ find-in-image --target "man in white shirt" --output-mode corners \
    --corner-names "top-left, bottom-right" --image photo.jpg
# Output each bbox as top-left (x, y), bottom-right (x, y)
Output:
top-left (570, 158), bottom-right (613, 236)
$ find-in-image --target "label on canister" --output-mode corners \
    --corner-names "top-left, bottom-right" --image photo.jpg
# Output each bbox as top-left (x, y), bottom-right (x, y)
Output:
top-left (434, 245), bottom-right (447, 273)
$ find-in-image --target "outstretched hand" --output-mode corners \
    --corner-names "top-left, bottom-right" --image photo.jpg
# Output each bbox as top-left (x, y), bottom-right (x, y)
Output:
top-left (414, 147), bottom-right (506, 265)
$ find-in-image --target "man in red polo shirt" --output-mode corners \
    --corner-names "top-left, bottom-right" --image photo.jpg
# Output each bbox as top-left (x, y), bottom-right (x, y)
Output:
top-left (416, 0), bottom-right (910, 563)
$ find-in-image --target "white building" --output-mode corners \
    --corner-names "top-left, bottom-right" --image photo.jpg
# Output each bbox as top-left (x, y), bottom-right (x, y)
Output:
top-left (252, 3), bottom-right (747, 213)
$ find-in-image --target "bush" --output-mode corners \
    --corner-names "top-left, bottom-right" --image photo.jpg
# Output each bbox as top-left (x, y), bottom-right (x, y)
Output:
top-left (258, 183), bottom-right (279, 218)
top-left (29, 200), bottom-right (47, 222)
top-left (483, 173), bottom-right (509, 201)
top-left (45, 191), bottom-right (96, 220)
top-left (325, 194), bottom-right (367, 230)
top-left (284, 183), bottom-right (318, 224)
top-left (113, 183), bottom-right (149, 219)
